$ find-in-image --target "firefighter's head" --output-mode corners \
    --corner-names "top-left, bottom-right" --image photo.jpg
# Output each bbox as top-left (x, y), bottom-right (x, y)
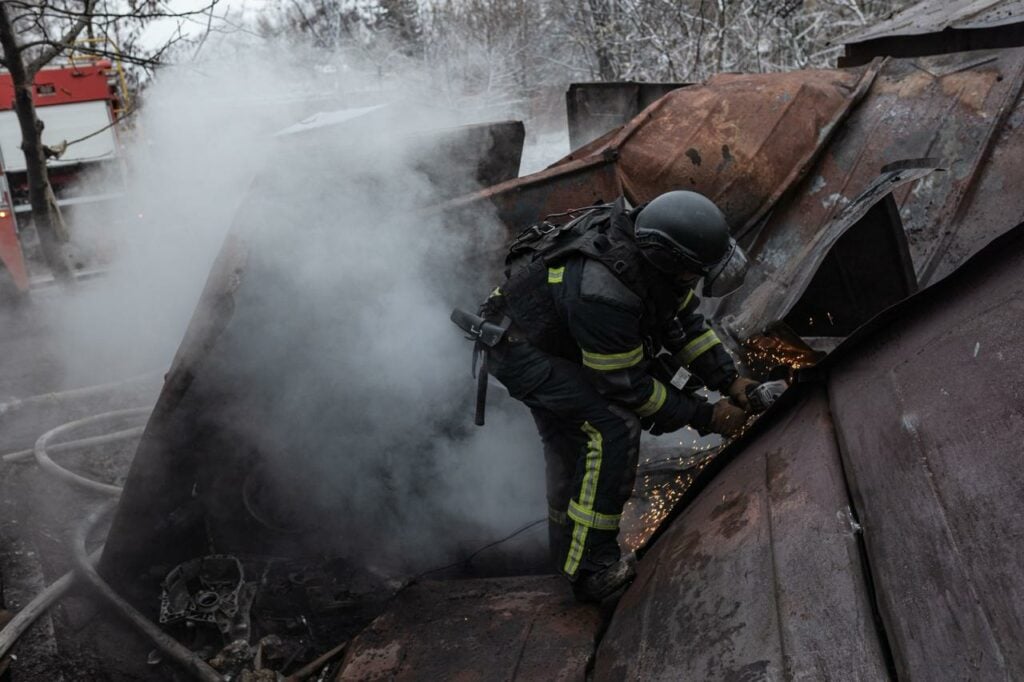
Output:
top-left (633, 190), bottom-right (749, 297)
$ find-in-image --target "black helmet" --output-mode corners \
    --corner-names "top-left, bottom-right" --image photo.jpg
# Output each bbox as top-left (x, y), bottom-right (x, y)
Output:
top-left (634, 190), bottom-right (749, 297)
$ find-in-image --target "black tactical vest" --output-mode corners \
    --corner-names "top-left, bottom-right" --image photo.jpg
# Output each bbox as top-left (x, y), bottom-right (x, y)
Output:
top-left (494, 198), bottom-right (670, 358)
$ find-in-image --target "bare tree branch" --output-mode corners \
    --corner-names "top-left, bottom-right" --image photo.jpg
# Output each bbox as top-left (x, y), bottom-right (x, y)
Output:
top-left (26, 0), bottom-right (98, 76)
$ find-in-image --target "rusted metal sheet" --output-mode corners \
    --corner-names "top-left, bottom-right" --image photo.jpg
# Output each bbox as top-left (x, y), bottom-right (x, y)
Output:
top-left (841, 0), bottom-right (1024, 66)
top-left (827, 223), bottom-right (1024, 679)
top-left (715, 49), bottom-right (1024, 344)
top-left (444, 65), bottom-right (873, 249)
top-left (448, 52), bottom-right (1024, 329)
top-left (335, 576), bottom-right (600, 681)
top-left (439, 155), bottom-right (622, 241)
top-left (603, 68), bottom-right (875, 233)
top-left (621, 224), bottom-right (1024, 680)
top-left (595, 387), bottom-right (889, 681)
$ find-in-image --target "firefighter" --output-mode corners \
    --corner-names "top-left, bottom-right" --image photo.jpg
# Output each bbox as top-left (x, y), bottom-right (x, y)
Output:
top-left (477, 190), bottom-right (758, 601)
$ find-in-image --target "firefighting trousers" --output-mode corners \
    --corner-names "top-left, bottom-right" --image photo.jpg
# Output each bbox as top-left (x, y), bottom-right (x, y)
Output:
top-left (488, 340), bottom-right (640, 578)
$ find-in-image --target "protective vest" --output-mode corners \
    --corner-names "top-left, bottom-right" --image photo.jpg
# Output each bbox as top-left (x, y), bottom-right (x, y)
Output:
top-left (494, 198), bottom-right (660, 358)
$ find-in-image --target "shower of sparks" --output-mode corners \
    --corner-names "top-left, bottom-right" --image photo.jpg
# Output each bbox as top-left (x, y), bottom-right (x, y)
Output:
top-left (624, 444), bottom-right (719, 550)
top-left (622, 329), bottom-right (822, 552)
top-left (742, 334), bottom-right (821, 377)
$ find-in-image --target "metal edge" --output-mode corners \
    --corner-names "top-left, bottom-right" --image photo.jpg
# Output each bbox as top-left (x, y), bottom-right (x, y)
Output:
top-left (636, 218), bottom-right (1024, 559)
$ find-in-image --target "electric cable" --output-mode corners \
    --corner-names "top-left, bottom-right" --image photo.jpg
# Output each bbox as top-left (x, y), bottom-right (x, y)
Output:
top-left (413, 517), bottom-right (546, 581)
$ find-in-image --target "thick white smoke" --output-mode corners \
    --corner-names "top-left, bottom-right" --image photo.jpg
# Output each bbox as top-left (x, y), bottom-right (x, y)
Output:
top-left (52, 37), bottom-right (550, 575)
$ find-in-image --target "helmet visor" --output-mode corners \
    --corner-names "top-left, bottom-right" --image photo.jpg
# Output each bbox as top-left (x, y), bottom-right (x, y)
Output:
top-left (635, 232), bottom-right (705, 275)
top-left (702, 238), bottom-right (749, 298)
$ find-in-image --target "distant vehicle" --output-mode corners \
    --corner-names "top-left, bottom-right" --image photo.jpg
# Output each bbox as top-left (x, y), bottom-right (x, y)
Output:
top-left (0, 55), bottom-right (128, 295)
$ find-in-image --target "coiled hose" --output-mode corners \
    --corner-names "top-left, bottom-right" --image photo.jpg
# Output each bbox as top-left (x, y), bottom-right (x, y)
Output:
top-left (0, 408), bottom-right (224, 681)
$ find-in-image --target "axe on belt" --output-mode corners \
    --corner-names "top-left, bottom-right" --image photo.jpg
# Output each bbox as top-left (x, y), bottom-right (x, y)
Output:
top-left (450, 309), bottom-right (511, 426)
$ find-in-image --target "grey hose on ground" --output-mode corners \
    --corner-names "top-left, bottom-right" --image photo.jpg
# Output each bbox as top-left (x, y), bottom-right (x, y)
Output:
top-left (0, 371), bottom-right (161, 417)
top-left (71, 501), bottom-right (223, 682)
top-left (32, 407), bottom-right (151, 496)
top-left (2, 406), bottom-right (225, 680)
top-left (0, 551), bottom-right (99, 660)
top-left (0, 408), bottom-right (150, 660)
top-left (3, 425), bottom-right (145, 463)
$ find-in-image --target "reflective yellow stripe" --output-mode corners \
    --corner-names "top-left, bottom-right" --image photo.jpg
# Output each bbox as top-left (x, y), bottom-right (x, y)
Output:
top-left (548, 507), bottom-right (568, 525)
top-left (564, 422), bottom-right (603, 576)
top-left (635, 379), bottom-right (667, 417)
top-left (581, 345), bottom-right (644, 371)
top-left (678, 329), bottom-right (721, 364)
top-left (677, 288), bottom-right (695, 313)
top-left (489, 286), bottom-right (502, 298)
top-left (568, 499), bottom-right (620, 531)
top-left (547, 266), bottom-right (565, 284)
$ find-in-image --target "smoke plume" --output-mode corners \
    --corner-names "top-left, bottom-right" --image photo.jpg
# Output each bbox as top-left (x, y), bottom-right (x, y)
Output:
top-left (55, 37), bottom-right (549, 576)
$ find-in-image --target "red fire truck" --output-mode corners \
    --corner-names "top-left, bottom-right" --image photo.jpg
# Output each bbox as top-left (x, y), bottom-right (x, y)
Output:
top-left (0, 56), bottom-right (127, 295)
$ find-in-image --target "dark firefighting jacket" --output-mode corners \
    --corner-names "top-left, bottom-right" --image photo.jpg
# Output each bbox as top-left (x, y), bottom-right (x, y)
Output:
top-left (486, 210), bottom-right (739, 434)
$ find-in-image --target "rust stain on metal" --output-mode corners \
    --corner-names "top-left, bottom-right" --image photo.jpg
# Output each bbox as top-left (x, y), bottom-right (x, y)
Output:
top-left (335, 577), bottom-right (600, 681)
top-left (597, 389), bottom-right (890, 681)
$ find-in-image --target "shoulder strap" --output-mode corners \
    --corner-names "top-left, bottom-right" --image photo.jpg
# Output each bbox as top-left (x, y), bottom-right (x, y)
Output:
top-left (504, 202), bottom-right (614, 275)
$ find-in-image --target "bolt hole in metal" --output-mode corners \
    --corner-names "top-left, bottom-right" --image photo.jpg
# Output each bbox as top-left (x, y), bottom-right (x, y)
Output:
top-left (195, 592), bottom-right (221, 610)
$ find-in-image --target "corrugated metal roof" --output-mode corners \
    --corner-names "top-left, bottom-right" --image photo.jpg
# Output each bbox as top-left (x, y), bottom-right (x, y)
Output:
top-left (602, 222), bottom-right (1024, 679)
top-left (844, 0), bottom-right (1024, 45)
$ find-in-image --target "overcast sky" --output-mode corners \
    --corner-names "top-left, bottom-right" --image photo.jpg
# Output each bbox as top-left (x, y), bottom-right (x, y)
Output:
top-left (139, 0), bottom-right (278, 49)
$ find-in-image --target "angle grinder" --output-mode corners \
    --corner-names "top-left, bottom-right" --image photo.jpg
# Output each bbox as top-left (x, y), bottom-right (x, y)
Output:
top-left (746, 379), bottom-right (789, 413)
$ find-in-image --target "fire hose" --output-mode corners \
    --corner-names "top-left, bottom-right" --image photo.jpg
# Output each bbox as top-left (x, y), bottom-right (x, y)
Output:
top-left (0, 407), bottom-right (223, 681)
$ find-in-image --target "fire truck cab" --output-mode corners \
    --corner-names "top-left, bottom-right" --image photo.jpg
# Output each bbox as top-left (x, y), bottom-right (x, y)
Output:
top-left (0, 57), bottom-right (127, 295)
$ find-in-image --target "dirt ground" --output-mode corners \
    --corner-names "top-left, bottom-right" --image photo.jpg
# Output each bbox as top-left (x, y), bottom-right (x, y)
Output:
top-left (0, 293), bottom-right (167, 681)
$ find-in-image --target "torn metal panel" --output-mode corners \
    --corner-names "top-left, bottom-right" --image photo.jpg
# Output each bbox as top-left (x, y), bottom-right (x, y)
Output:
top-left (827, 224), bottom-right (1024, 679)
top-left (715, 50), bottom-right (1024, 344)
top-left (335, 576), bottom-right (600, 681)
top-left (406, 120), bottom-right (525, 197)
top-left (782, 193), bottom-right (917, 338)
top-left (717, 163), bottom-right (936, 341)
top-left (828, 51), bottom-right (1017, 274)
top-left (565, 82), bottom-right (686, 150)
top-left (841, 0), bottom-right (1024, 66)
top-left (595, 388), bottom-right (889, 681)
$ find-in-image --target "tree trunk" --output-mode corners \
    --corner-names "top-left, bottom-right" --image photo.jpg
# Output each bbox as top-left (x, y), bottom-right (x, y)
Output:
top-left (716, 0), bottom-right (727, 73)
top-left (0, 5), bottom-right (75, 284)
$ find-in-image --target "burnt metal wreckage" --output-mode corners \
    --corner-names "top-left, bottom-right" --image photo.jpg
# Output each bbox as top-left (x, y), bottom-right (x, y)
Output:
top-left (12, 27), bottom-right (1018, 682)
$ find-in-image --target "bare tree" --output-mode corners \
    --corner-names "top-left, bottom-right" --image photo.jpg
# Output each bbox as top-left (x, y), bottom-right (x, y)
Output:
top-left (0, 0), bottom-right (216, 285)
top-left (250, 0), bottom-right (916, 126)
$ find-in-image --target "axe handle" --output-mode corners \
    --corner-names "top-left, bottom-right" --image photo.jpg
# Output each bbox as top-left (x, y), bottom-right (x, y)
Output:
top-left (474, 349), bottom-right (488, 426)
